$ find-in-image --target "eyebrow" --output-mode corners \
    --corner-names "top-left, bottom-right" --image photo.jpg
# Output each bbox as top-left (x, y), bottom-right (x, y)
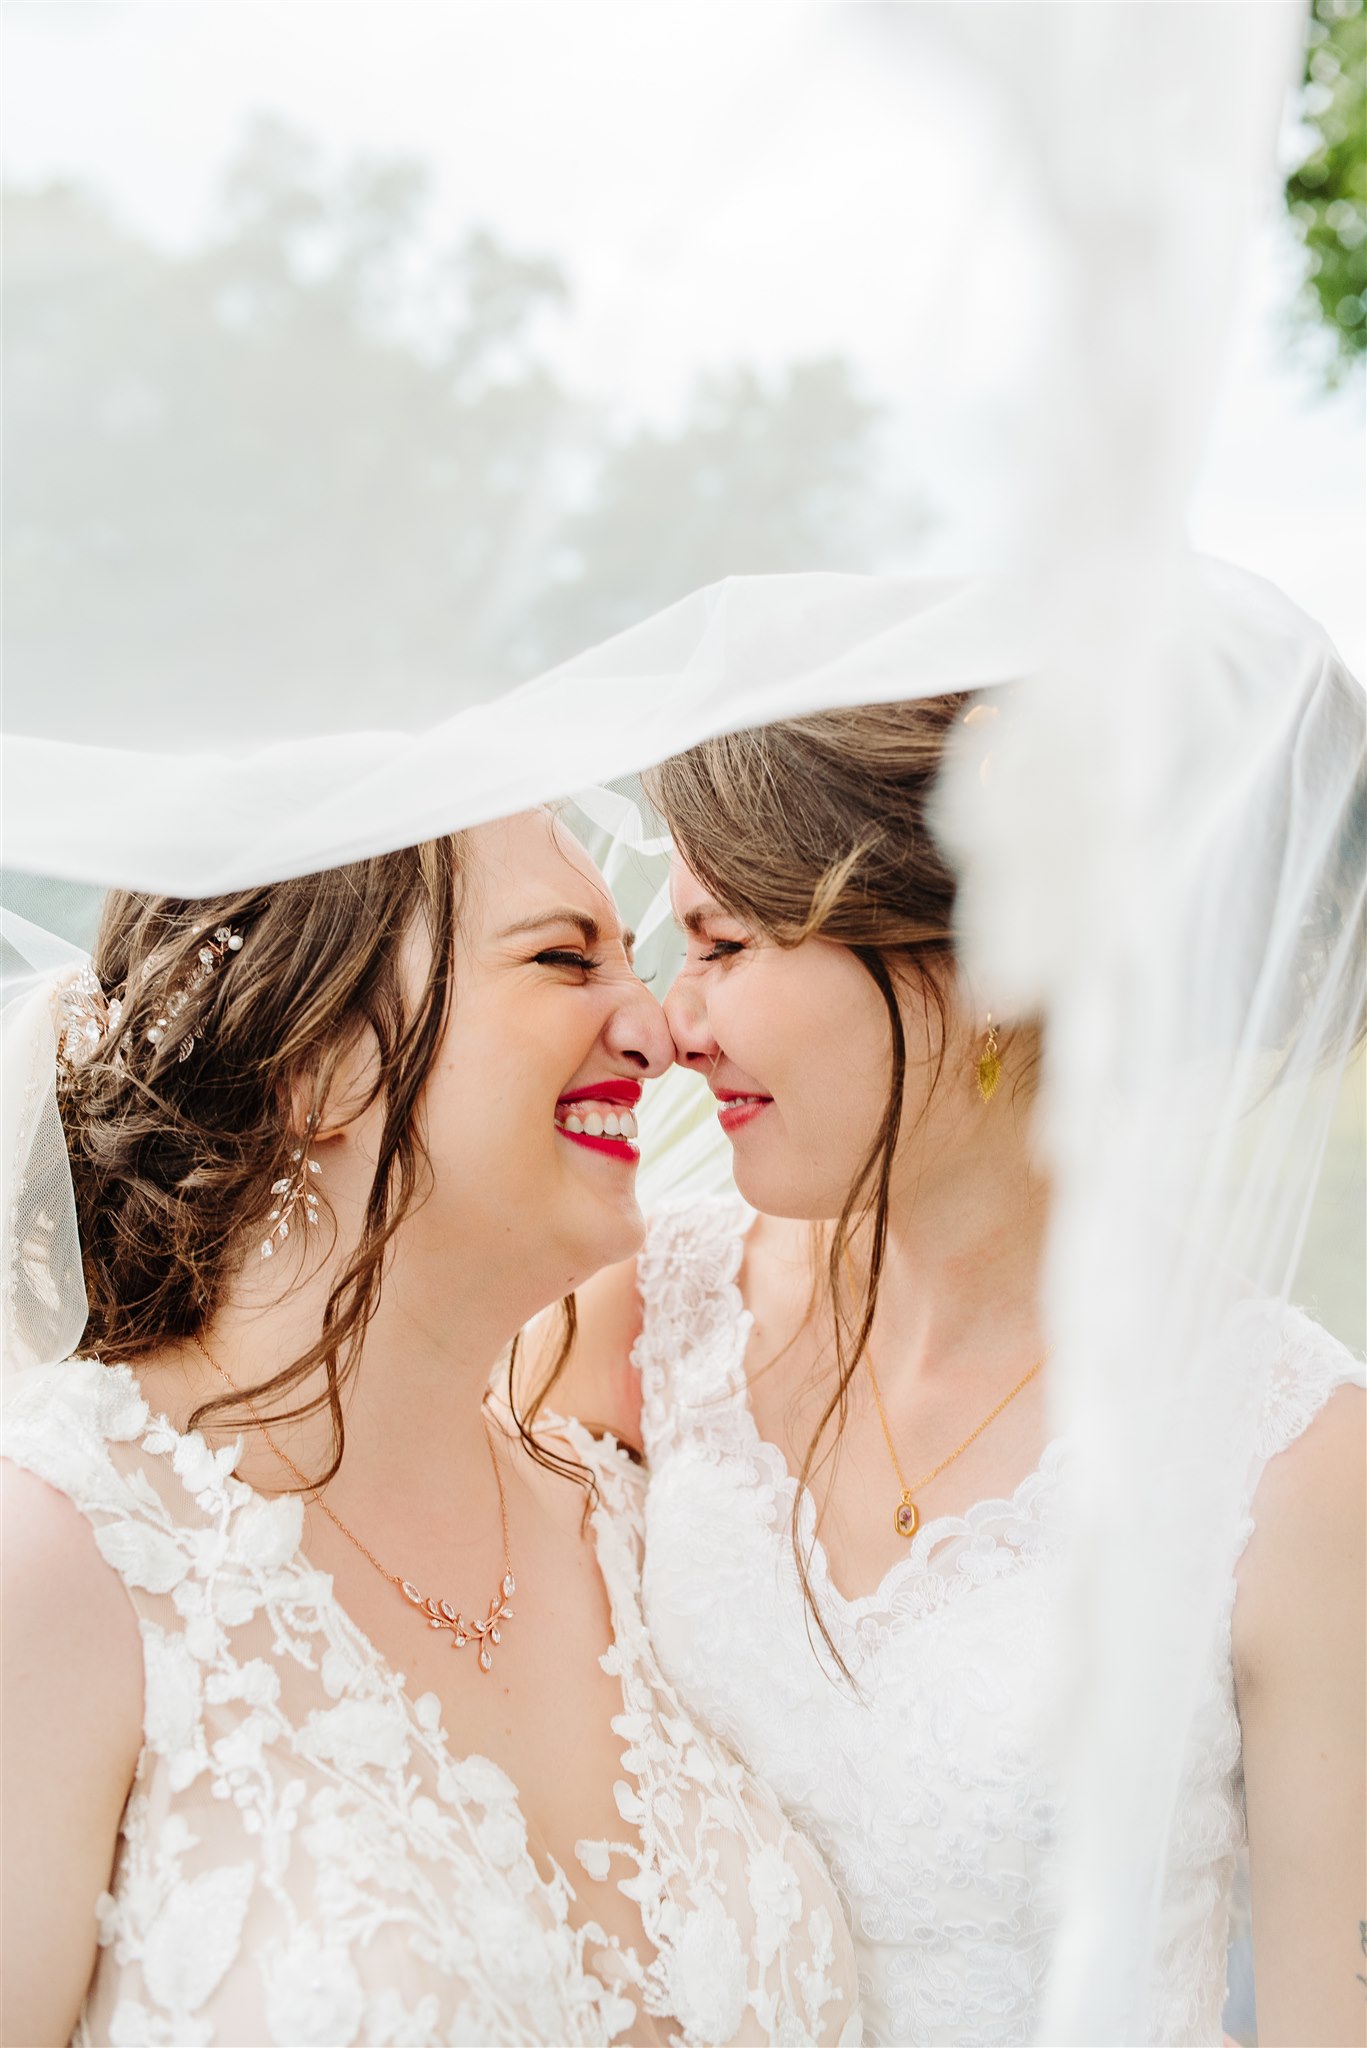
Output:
top-left (497, 907), bottom-right (636, 954)
top-left (679, 899), bottom-right (727, 937)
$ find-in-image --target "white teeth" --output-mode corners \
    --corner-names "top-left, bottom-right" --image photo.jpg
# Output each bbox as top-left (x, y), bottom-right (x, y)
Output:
top-left (555, 1097), bottom-right (641, 1142)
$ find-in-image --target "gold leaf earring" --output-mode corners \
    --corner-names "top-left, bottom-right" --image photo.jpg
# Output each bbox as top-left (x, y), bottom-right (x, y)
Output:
top-left (977, 1015), bottom-right (1001, 1102)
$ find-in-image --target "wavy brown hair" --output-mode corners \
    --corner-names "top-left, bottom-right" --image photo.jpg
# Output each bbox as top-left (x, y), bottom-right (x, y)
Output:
top-left (58, 837), bottom-right (579, 1491)
top-left (647, 695), bottom-right (1030, 1678)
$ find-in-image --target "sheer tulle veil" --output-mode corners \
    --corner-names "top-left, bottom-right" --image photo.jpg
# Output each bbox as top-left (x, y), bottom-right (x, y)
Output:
top-left (3, 6), bottom-right (1362, 2038)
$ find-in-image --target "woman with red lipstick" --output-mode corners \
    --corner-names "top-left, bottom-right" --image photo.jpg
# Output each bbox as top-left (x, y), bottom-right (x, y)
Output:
top-left (1, 811), bottom-right (861, 2048)
top-left (555, 667), bottom-right (1366, 2047)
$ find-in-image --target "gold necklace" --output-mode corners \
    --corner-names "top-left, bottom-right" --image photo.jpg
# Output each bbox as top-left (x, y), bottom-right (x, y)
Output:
top-left (841, 1252), bottom-right (1046, 1539)
top-left (866, 1344), bottom-right (1045, 1539)
top-left (193, 1334), bottom-right (516, 1672)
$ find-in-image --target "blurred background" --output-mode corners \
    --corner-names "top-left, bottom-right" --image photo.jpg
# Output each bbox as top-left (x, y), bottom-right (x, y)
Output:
top-left (3, 0), bottom-right (1363, 1377)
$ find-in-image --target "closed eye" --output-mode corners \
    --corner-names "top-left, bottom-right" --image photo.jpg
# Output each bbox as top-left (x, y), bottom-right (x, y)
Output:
top-left (534, 949), bottom-right (603, 972)
top-left (701, 940), bottom-right (746, 963)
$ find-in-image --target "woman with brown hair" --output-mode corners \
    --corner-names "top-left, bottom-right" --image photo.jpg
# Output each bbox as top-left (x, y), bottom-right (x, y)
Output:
top-left (556, 691), bottom-right (1366, 2048)
top-left (0, 810), bottom-right (861, 2048)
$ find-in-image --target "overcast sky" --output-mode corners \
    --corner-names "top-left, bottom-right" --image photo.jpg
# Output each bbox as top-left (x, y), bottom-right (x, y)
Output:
top-left (5, 0), bottom-right (1362, 671)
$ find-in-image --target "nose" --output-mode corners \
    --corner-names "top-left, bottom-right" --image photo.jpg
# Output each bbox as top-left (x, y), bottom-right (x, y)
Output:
top-left (602, 975), bottom-right (675, 1079)
top-left (663, 974), bottom-right (720, 1070)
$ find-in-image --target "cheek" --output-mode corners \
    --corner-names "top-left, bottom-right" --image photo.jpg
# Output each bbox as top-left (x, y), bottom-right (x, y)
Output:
top-left (788, 986), bottom-right (889, 1139)
top-left (420, 999), bottom-right (560, 1179)
top-left (730, 980), bottom-right (890, 1221)
top-left (740, 958), bottom-right (890, 1138)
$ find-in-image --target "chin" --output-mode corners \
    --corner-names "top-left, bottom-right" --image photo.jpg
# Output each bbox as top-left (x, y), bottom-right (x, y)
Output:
top-left (561, 1194), bottom-right (647, 1286)
top-left (729, 1154), bottom-right (844, 1223)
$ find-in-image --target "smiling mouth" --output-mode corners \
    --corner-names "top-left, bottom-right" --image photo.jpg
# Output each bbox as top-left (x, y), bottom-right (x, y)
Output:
top-left (715, 1092), bottom-right (771, 1134)
top-left (554, 1085), bottom-right (641, 1164)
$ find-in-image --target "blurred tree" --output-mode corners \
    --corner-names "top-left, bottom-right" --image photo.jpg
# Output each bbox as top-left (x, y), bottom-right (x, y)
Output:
top-left (1285, 0), bottom-right (1367, 381)
top-left (4, 119), bottom-right (573, 739)
top-left (534, 360), bottom-right (923, 663)
top-left (4, 117), bottom-right (922, 742)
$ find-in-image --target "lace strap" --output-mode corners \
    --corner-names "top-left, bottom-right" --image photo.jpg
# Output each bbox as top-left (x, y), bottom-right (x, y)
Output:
top-left (2, 1356), bottom-right (149, 1525)
top-left (1253, 1302), bottom-right (1365, 1461)
top-left (634, 1197), bottom-right (753, 1462)
top-left (3, 1356), bottom-right (299, 1621)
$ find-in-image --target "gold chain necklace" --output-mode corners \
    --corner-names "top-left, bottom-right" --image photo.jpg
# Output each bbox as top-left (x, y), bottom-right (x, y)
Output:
top-left (866, 1344), bottom-right (1045, 1539)
top-left (842, 1252), bottom-right (1046, 1540)
top-left (193, 1334), bottom-right (516, 1672)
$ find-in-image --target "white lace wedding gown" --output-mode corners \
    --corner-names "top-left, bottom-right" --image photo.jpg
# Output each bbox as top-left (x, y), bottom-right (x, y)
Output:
top-left (634, 1200), bottom-right (1366, 2048)
top-left (2, 1356), bottom-right (863, 2048)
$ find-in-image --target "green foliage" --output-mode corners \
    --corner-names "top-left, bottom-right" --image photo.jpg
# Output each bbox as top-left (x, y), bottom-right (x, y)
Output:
top-left (3, 118), bottom-right (923, 742)
top-left (1285, 0), bottom-right (1367, 381)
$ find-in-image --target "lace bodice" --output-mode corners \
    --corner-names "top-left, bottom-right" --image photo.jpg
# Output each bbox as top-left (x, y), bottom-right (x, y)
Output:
top-left (2, 1357), bottom-right (862, 2048)
top-left (634, 1199), bottom-right (1365, 2048)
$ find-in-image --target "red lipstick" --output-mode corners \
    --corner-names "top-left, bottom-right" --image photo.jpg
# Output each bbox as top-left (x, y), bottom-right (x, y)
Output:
top-left (555, 1129), bottom-right (639, 1163)
top-left (714, 1087), bottom-right (772, 1136)
top-left (554, 1077), bottom-right (644, 1165)
top-left (556, 1078), bottom-right (644, 1108)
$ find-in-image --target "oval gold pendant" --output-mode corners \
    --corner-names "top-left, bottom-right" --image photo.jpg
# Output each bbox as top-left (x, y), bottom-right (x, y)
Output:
top-left (893, 1495), bottom-right (919, 1539)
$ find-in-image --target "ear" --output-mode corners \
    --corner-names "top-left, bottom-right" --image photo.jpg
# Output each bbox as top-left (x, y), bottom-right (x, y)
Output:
top-left (287, 1024), bottom-right (383, 1147)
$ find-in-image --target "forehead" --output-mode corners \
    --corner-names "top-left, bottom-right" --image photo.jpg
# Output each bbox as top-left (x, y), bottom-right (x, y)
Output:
top-left (668, 848), bottom-right (705, 907)
top-left (466, 810), bottom-right (617, 931)
top-left (668, 847), bottom-right (722, 919)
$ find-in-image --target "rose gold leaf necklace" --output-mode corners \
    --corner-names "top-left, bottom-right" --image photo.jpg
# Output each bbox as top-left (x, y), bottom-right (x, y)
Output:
top-left (193, 1334), bottom-right (515, 1672)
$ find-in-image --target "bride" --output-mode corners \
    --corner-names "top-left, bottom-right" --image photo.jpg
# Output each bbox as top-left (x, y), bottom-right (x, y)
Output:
top-left (556, 680), bottom-right (1366, 2047)
top-left (0, 810), bottom-right (861, 2048)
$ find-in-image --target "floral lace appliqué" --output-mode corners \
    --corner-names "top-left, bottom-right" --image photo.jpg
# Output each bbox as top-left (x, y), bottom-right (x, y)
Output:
top-left (635, 1197), bottom-right (1364, 2048)
top-left (4, 1355), bottom-right (861, 2048)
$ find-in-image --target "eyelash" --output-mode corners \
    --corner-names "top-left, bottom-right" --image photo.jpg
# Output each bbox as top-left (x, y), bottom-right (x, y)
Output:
top-left (534, 949), bottom-right (603, 973)
top-left (701, 940), bottom-right (745, 962)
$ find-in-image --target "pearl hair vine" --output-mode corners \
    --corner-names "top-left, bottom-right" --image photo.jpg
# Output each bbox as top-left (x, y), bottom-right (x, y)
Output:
top-left (145, 925), bottom-right (245, 1063)
top-left (55, 964), bottom-right (124, 1074)
top-left (55, 924), bottom-right (246, 1078)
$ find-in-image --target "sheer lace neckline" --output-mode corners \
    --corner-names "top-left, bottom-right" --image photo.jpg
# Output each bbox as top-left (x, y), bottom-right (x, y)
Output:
top-left (733, 1364), bottom-right (1065, 1621)
top-left (713, 1214), bottom-right (1066, 1621)
top-left (636, 1197), bottom-right (1365, 2048)
top-left (105, 1361), bottom-right (650, 1962)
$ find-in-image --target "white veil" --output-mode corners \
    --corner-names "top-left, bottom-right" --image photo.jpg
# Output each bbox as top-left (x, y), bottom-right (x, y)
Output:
top-left (4, 5), bottom-right (1362, 2037)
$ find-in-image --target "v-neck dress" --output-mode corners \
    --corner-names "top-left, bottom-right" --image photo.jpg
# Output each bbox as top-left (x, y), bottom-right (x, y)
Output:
top-left (2, 1356), bottom-right (861, 2048)
top-left (633, 1198), bottom-right (1365, 2048)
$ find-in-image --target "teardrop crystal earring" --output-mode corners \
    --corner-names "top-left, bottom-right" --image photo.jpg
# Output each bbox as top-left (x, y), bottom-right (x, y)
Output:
top-left (977, 1015), bottom-right (1002, 1102)
top-left (261, 1120), bottom-right (322, 1260)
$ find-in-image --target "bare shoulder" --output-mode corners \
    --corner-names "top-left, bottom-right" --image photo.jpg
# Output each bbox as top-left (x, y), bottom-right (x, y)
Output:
top-left (520, 1255), bottom-right (645, 1453)
top-left (2, 1459), bottom-right (144, 2047)
top-left (1233, 1375), bottom-right (1364, 2042)
top-left (1234, 1379), bottom-right (1365, 1696)
top-left (2, 1456), bottom-right (144, 1729)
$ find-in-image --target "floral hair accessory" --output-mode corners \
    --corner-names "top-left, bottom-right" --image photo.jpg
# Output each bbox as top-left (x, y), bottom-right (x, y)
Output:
top-left (146, 925), bottom-right (244, 1062)
top-left (55, 964), bottom-right (123, 1074)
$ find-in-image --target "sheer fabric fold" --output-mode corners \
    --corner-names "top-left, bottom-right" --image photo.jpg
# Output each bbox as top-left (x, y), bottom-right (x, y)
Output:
top-left (4, 6), bottom-right (1362, 2037)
